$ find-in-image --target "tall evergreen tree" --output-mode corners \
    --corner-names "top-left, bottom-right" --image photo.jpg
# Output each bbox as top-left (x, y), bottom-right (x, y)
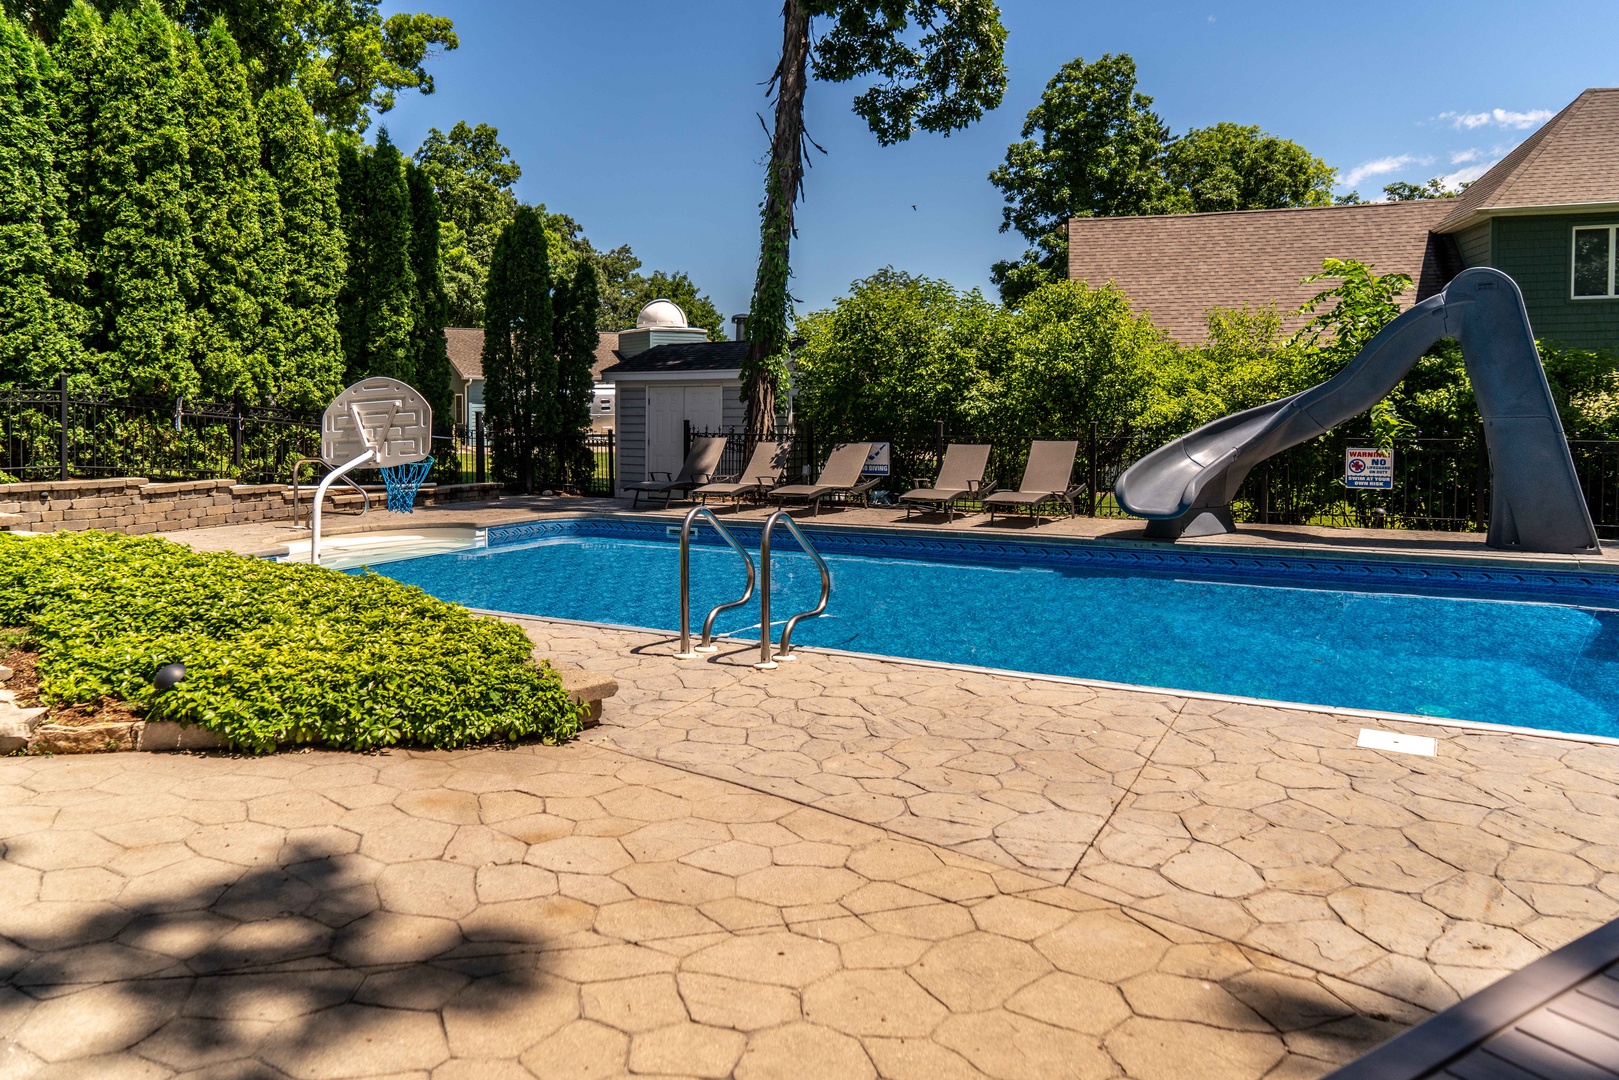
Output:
top-left (482, 206), bottom-right (551, 493)
top-left (184, 18), bottom-right (275, 400)
top-left (336, 128), bottom-right (415, 385)
top-left (257, 83), bottom-right (345, 409)
top-left (552, 257), bottom-right (599, 486)
top-left (55, 0), bottom-right (197, 395)
top-left (405, 157), bottom-right (451, 426)
top-left (0, 9), bottom-right (84, 385)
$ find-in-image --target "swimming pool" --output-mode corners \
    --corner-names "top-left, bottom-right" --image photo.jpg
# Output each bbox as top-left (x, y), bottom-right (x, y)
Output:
top-left (368, 517), bottom-right (1619, 739)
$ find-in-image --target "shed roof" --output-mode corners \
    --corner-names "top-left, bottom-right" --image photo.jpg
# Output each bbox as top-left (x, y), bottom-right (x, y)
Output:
top-left (1066, 200), bottom-right (1456, 344)
top-left (1436, 88), bottom-right (1619, 232)
top-left (601, 340), bottom-right (749, 377)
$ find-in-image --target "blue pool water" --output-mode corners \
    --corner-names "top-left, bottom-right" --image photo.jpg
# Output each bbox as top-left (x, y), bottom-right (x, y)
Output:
top-left (368, 518), bottom-right (1619, 738)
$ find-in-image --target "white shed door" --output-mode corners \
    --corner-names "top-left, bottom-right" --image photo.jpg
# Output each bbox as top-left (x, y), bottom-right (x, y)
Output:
top-left (645, 386), bottom-right (725, 481)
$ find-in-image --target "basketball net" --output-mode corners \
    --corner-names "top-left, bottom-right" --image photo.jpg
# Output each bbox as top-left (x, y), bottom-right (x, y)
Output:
top-left (352, 402), bottom-right (430, 513)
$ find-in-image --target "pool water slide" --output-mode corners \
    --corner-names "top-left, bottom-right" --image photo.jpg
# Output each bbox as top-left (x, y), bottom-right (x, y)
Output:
top-left (1114, 267), bottom-right (1601, 553)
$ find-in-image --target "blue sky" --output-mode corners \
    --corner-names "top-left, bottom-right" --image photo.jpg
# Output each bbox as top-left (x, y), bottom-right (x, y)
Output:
top-left (376, 1), bottom-right (1619, 329)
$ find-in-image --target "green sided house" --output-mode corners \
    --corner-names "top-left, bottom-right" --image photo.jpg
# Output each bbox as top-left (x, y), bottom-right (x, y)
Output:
top-left (1067, 88), bottom-right (1619, 350)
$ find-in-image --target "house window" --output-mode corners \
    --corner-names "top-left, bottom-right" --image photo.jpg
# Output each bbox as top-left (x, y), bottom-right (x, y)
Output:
top-left (1572, 226), bottom-right (1618, 298)
top-left (454, 393), bottom-right (465, 424)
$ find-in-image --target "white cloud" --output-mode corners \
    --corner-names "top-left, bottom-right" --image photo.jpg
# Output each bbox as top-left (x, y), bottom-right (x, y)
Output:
top-left (1439, 160), bottom-right (1497, 190)
top-left (1340, 154), bottom-right (1429, 188)
top-left (1450, 148), bottom-right (1479, 165)
top-left (1439, 107), bottom-right (1554, 131)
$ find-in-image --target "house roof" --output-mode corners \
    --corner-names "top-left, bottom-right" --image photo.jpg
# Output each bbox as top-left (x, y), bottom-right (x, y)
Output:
top-left (593, 333), bottom-right (620, 381)
top-left (445, 327), bottom-right (483, 382)
top-left (601, 340), bottom-right (749, 377)
top-left (1067, 200), bottom-right (1456, 344)
top-left (443, 328), bottom-right (624, 385)
top-left (1436, 88), bottom-right (1619, 232)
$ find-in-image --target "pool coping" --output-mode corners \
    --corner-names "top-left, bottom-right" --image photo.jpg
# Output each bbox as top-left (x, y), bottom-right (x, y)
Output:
top-left (480, 607), bottom-right (1619, 752)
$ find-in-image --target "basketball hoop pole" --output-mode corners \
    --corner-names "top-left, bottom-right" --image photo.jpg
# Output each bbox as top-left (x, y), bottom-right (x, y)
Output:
top-left (310, 448), bottom-right (376, 565)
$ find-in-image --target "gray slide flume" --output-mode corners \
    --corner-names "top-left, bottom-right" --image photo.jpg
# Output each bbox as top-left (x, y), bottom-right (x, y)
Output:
top-left (1113, 267), bottom-right (1600, 553)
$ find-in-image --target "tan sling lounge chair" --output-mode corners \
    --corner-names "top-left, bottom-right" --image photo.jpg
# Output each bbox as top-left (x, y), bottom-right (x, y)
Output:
top-left (899, 444), bottom-right (994, 522)
top-left (692, 440), bottom-right (784, 508)
top-left (982, 440), bottom-right (1081, 525)
top-left (766, 442), bottom-right (879, 516)
top-left (624, 436), bottom-right (727, 508)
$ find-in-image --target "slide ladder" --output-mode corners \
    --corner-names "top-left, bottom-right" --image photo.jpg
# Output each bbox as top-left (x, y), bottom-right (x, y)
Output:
top-left (1113, 267), bottom-right (1600, 554)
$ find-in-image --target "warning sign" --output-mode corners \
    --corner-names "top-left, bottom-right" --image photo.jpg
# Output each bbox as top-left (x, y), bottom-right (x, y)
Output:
top-left (1345, 447), bottom-right (1393, 490)
top-left (862, 442), bottom-right (891, 476)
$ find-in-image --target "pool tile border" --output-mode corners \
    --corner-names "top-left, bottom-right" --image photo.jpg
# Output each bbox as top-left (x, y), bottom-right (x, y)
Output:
top-left (486, 516), bottom-right (1619, 604)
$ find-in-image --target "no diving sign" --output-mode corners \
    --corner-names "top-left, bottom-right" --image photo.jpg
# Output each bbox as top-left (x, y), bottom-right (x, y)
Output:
top-left (1345, 447), bottom-right (1393, 490)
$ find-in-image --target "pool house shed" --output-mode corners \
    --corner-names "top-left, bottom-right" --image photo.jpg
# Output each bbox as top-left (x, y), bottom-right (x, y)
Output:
top-left (600, 300), bottom-right (746, 497)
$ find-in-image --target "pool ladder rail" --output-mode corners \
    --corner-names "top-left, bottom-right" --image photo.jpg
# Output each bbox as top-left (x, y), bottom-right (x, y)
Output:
top-left (673, 506), bottom-right (832, 668)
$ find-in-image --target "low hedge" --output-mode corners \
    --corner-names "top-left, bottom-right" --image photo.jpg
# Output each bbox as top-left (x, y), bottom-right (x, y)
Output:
top-left (0, 531), bottom-right (584, 752)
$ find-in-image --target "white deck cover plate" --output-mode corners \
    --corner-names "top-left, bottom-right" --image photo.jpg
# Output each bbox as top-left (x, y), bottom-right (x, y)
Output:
top-left (1357, 728), bottom-right (1437, 756)
top-left (321, 377), bottom-right (433, 468)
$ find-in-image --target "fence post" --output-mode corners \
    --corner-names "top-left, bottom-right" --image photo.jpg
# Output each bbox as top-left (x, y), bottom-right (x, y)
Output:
top-left (683, 419), bottom-right (691, 459)
top-left (232, 399), bottom-right (244, 470)
top-left (1474, 424), bottom-right (1489, 528)
top-left (935, 420), bottom-right (945, 459)
top-left (1261, 462), bottom-right (1271, 525)
top-left (475, 413), bottom-right (486, 485)
top-left (607, 431), bottom-right (616, 495)
top-left (58, 372), bottom-right (69, 481)
top-left (1087, 420), bottom-right (1098, 516)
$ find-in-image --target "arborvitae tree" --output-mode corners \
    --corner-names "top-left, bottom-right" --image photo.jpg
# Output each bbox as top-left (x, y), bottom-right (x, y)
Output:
top-left (257, 83), bottom-right (345, 409)
top-left (552, 257), bottom-right (599, 486)
top-left (0, 9), bottom-right (85, 385)
top-left (55, 0), bottom-right (196, 396)
top-left (482, 206), bottom-right (552, 493)
top-left (336, 128), bottom-right (415, 385)
top-left (405, 157), bottom-right (452, 427)
top-left (185, 18), bottom-right (275, 400)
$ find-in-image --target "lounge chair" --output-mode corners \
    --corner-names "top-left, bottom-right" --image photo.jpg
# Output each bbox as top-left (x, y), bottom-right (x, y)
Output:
top-left (692, 440), bottom-right (784, 508)
top-left (624, 436), bottom-right (727, 508)
top-left (766, 442), bottom-right (879, 516)
top-left (899, 444), bottom-right (993, 522)
top-left (983, 441), bottom-right (1081, 525)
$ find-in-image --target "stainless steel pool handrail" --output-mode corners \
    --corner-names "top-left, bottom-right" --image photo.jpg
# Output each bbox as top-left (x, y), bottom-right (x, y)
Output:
top-left (675, 506), bottom-right (756, 659)
top-left (756, 509), bottom-right (832, 669)
top-left (291, 456), bottom-right (370, 527)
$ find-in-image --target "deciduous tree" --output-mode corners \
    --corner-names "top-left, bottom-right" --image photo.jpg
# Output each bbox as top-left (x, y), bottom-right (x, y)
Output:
top-left (413, 120), bottom-right (519, 326)
top-left (1162, 122), bottom-right (1335, 213)
top-left (743, 0), bottom-right (1008, 434)
top-left (989, 54), bottom-right (1172, 306)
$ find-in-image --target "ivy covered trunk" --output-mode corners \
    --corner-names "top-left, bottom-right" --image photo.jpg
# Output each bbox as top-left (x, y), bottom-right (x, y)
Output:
top-left (743, 0), bottom-right (810, 436)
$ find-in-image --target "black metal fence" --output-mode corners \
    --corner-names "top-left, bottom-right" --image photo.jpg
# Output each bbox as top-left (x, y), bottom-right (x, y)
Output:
top-left (690, 421), bottom-right (1619, 537)
top-left (2, 377), bottom-right (322, 485)
top-left (1, 380), bottom-right (618, 495)
top-left (430, 422), bottom-right (616, 497)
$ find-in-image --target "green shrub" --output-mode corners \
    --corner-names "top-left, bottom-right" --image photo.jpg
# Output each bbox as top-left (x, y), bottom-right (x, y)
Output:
top-left (0, 530), bottom-right (584, 752)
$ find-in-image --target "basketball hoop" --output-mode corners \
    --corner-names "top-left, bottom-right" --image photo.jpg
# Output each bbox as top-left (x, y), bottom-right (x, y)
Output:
top-left (309, 377), bottom-right (433, 564)
top-left (381, 457), bottom-right (434, 513)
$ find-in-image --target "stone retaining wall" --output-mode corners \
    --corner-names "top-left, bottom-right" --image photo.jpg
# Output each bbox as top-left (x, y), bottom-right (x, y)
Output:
top-left (0, 477), bottom-right (504, 534)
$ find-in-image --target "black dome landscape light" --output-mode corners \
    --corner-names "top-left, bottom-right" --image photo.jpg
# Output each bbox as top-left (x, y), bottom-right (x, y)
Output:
top-left (153, 663), bottom-right (186, 692)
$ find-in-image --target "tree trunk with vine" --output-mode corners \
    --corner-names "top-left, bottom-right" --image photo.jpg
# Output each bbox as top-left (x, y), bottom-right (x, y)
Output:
top-left (743, 0), bottom-right (810, 436)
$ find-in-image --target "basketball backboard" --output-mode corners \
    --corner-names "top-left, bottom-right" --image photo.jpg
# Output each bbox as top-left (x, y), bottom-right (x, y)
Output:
top-left (321, 378), bottom-right (433, 468)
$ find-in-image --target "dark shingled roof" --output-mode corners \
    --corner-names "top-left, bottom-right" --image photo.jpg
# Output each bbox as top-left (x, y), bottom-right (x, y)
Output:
top-left (445, 328), bottom-right (625, 384)
top-left (1436, 88), bottom-right (1619, 233)
top-left (602, 340), bottom-right (749, 376)
top-left (444, 327), bottom-right (483, 382)
top-left (1066, 200), bottom-right (1457, 344)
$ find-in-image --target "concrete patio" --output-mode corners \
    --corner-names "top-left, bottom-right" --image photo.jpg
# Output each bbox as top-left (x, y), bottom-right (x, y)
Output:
top-left (4, 499), bottom-right (1618, 1077)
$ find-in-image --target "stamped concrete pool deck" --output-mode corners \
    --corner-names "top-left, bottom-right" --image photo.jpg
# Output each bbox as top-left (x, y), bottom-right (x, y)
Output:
top-left (4, 499), bottom-right (1619, 1078)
